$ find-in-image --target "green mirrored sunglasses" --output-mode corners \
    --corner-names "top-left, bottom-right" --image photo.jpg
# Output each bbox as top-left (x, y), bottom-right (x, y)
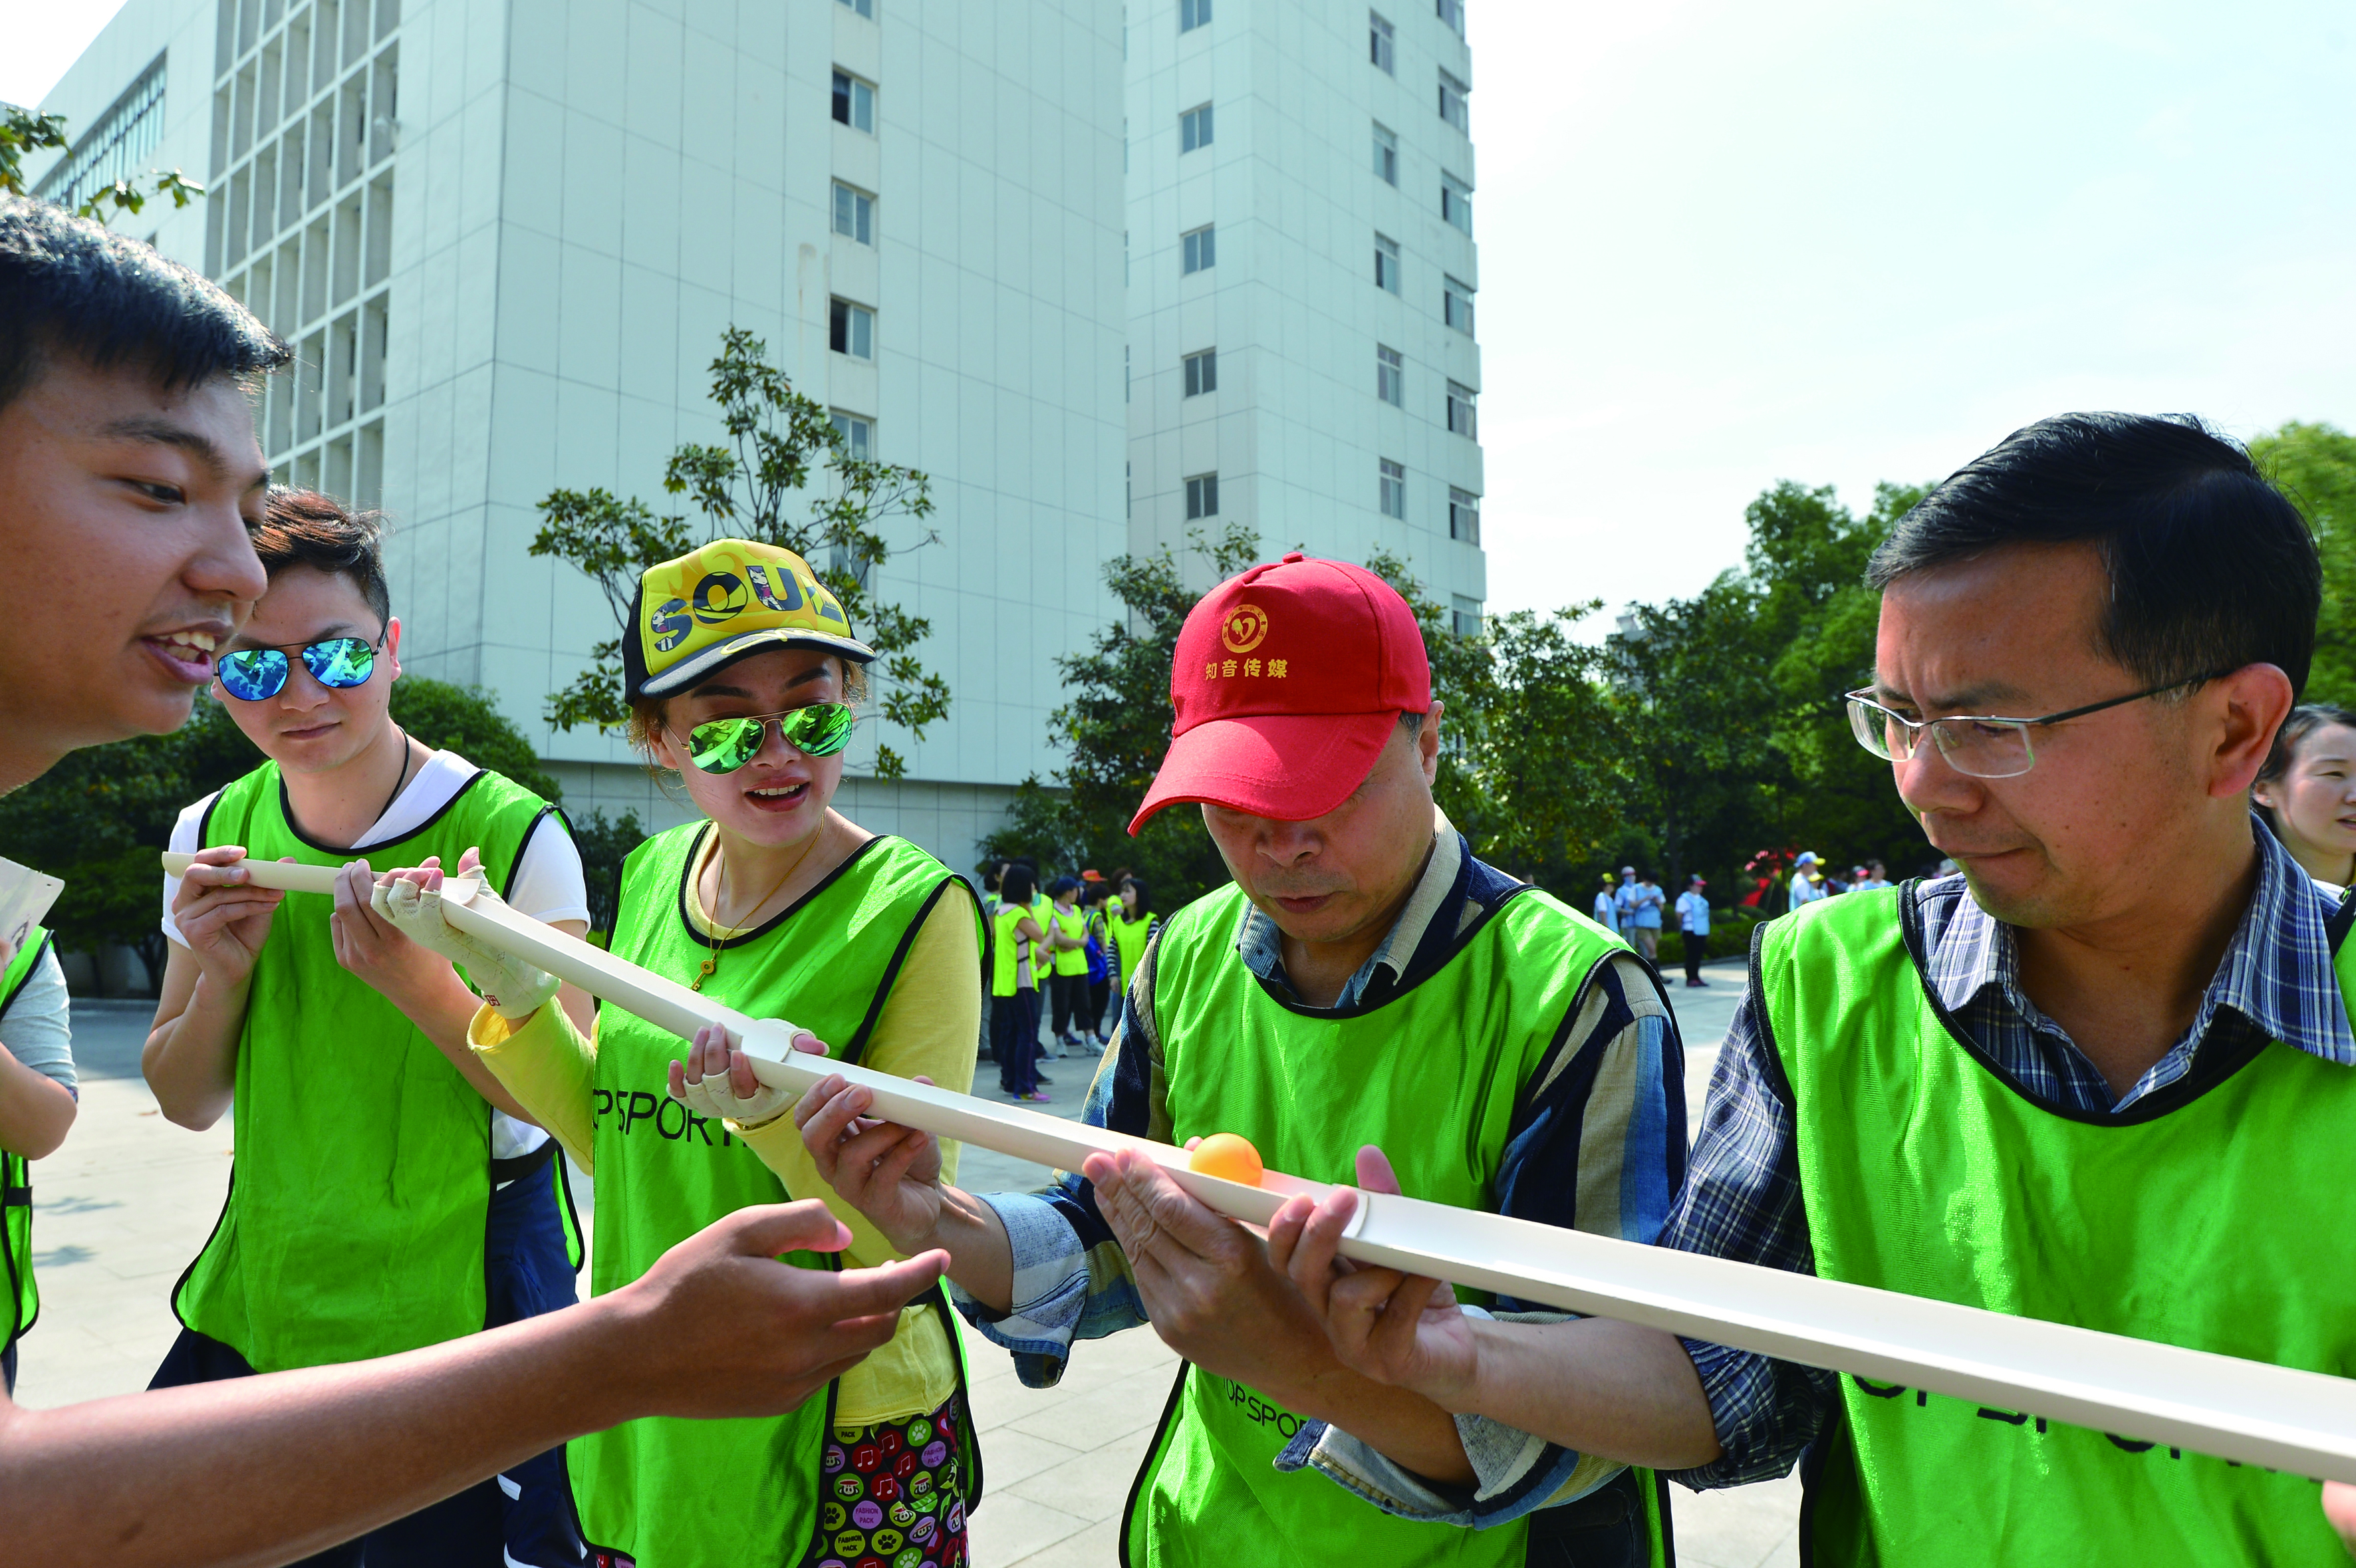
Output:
top-left (682, 702), bottom-right (856, 773)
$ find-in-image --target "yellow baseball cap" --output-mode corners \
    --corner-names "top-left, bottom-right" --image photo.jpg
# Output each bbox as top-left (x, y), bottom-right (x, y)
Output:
top-left (622, 539), bottom-right (875, 701)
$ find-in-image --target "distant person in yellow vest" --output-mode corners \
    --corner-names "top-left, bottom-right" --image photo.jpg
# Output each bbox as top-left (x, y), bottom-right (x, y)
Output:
top-left (1273, 413), bottom-right (2356, 1561)
top-left (1106, 874), bottom-right (1158, 1001)
top-left (989, 864), bottom-right (1049, 1101)
top-left (375, 539), bottom-right (984, 1568)
top-left (1043, 875), bottom-right (1090, 1053)
top-left (1078, 878), bottom-right (1116, 1047)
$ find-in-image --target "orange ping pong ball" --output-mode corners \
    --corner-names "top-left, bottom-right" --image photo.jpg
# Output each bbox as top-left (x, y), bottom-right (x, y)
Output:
top-left (1188, 1132), bottom-right (1265, 1187)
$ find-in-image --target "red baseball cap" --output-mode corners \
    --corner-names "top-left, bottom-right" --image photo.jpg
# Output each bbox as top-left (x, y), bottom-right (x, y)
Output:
top-left (1130, 553), bottom-right (1432, 834)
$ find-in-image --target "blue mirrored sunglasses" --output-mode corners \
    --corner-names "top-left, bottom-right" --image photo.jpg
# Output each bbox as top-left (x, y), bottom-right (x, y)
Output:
top-left (215, 636), bottom-right (380, 702)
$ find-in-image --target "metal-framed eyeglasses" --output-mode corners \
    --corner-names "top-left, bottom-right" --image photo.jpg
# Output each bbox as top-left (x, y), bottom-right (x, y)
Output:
top-left (1843, 672), bottom-right (2229, 779)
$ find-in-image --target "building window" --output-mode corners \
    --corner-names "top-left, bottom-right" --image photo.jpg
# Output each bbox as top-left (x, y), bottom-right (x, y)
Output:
top-left (1187, 472), bottom-right (1220, 520)
top-left (1450, 487), bottom-right (1481, 544)
top-left (35, 55), bottom-right (166, 213)
top-left (832, 70), bottom-right (876, 133)
top-left (1446, 380), bottom-right (1477, 438)
top-left (1373, 122), bottom-right (1398, 185)
top-left (829, 298), bottom-right (874, 360)
top-left (838, 0), bottom-right (874, 15)
top-left (1375, 233), bottom-right (1401, 294)
top-left (831, 182), bottom-right (874, 245)
top-left (1438, 0), bottom-right (1465, 36)
top-left (1380, 459), bottom-right (1406, 520)
top-left (1452, 594), bottom-right (1482, 636)
top-left (1444, 275), bottom-right (1475, 334)
top-left (1442, 174), bottom-right (1472, 233)
top-left (831, 411), bottom-right (874, 461)
top-left (1182, 224), bottom-right (1216, 274)
top-left (1370, 11), bottom-right (1396, 73)
top-left (1183, 348), bottom-right (1218, 397)
top-left (1440, 69), bottom-right (1470, 133)
top-left (1377, 345), bottom-right (1404, 406)
top-left (1180, 0), bottom-right (1212, 31)
top-left (1181, 103), bottom-right (1214, 153)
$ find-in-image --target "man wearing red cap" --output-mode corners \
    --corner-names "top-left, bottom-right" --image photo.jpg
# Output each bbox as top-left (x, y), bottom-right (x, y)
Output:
top-left (797, 554), bottom-right (1690, 1567)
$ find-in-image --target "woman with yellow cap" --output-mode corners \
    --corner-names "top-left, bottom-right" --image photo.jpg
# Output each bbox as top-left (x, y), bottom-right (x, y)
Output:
top-left (376, 539), bottom-right (983, 1568)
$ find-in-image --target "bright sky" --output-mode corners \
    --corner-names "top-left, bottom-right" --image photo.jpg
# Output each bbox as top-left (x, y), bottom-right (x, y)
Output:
top-left (15, 1), bottom-right (2353, 630)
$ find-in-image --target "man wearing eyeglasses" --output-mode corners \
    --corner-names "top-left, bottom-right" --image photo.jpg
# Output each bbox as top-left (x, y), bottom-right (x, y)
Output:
top-left (144, 487), bottom-right (600, 1568)
top-left (1268, 412), bottom-right (2356, 1561)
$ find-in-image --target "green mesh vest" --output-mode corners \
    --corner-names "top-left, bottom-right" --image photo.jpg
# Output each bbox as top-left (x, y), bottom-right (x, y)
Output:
top-left (1760, 884), bottom-right (2356, 1565)
top-left (1, 927), bottom-right (55, 1357)
top-left (570, 825), bottom-right (982, 1566)
top-left (174, 762), bottom-right (559, 1372)
top-left (1122, 877), bottom-right (1672, 1568)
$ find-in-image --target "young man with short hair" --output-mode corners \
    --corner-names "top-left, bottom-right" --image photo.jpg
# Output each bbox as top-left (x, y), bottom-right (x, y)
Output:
top-left (0, 191), bottom-right (950, 1568)
top-left (145, 489), bottom-right (598, 1566)
top-left (798, 554), bottom-right (1692, 1567)
top-left (1275, 413), bottom-right (2356, 1561)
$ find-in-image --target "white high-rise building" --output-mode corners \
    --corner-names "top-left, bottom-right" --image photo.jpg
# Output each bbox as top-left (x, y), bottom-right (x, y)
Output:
top-left (1122, 0), bottom-right (1486, 632)
top-left (31, 0), bottom-right (1128, 868)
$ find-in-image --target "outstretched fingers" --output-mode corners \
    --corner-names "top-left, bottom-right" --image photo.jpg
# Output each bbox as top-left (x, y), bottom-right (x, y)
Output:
top-left (831, 1249), bottom-right (951, 1321)
top-left (724, 1198), bottom-right (854, 1259)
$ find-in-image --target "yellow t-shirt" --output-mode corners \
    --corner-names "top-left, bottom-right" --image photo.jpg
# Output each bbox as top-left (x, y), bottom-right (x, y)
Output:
top-left (469, 846), bottom-right (980, 1424)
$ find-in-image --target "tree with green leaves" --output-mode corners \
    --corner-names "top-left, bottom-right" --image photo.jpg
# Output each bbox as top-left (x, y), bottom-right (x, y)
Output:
top-left (984, 523), bottom-right (1261, 904)
top-left (531, 328), bottom-right (947, 778)
top-left (1, 105), bottom-right (203, 221)
top-left (2250, 422), bottom-right (2356, 707)
top-left (1363, 555), bottom-right (1624, 886)
top-left (1750, 479), bottom-right (1932, 874)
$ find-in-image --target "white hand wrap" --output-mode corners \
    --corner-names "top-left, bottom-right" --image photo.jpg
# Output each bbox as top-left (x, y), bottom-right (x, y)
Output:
top-left (371, 878), bottom-right (560, 1021)
top-left (670, 1056), bottom-right (799, 1130)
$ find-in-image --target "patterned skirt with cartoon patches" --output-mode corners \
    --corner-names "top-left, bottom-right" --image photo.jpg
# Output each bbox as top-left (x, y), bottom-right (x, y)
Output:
top-left (802, 1395), bottom-right (969, 1568)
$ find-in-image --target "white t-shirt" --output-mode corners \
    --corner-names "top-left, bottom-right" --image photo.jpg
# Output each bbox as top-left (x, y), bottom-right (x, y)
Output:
top-left (161, 749), bottom-right (590, 1160)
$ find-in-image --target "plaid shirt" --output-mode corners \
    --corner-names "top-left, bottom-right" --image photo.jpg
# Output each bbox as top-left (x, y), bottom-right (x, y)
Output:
top-left (952, 817), bottom-right (1689, 1527)
top-left (1666, 823), bottom-right (2356, 1488)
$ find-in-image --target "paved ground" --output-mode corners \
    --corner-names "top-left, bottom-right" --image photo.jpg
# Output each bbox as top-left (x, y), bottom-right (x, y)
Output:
top-left (18, 964), bottom-right (1800, 1567)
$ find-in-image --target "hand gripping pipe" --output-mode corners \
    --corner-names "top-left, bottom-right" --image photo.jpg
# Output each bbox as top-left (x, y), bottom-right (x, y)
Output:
top-left (164, 851), bottom-right (2356, 1482)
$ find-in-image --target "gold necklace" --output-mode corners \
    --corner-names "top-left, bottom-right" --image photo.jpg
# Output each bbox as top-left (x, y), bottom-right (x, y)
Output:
top-left (690, 835), bottom-right (815, 992)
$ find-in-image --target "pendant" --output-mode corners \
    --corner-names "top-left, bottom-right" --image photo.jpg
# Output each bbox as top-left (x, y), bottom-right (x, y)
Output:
top-left (692, 957), bottom-right (716, 993)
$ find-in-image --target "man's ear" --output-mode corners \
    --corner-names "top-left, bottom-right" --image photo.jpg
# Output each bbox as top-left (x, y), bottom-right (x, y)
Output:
top-left (2211, 664), bottom-right (2294, 800)
top-left (1418, 701), bottom-right (1445, 783)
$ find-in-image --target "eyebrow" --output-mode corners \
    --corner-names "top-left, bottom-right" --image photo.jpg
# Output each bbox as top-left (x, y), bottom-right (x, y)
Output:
top-left (225, 620), bottom-right (364, 653)
top-left (97, 415), bottom-right (271, 493)
top-left (1874, 677), bottom-right (2035, 714)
